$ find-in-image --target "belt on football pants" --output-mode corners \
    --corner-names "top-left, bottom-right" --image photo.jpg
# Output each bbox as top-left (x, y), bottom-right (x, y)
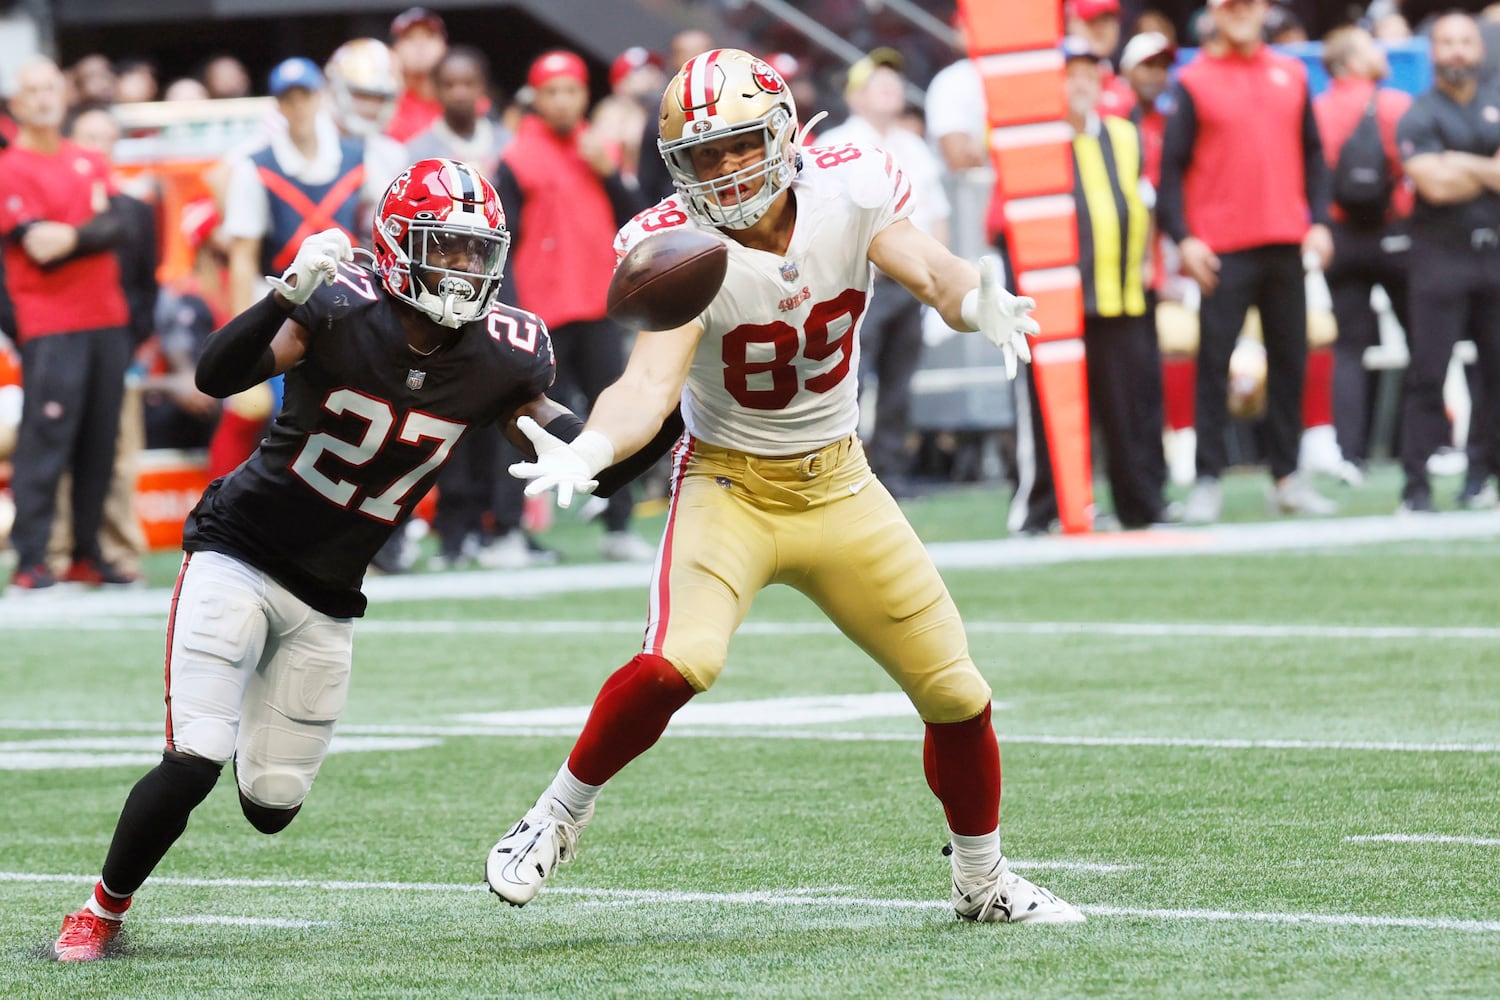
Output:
top-left (691, 435), bottom-right (861, 509)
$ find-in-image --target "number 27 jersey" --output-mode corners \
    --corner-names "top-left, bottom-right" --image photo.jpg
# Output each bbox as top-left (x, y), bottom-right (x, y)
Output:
top-left (614, 143), bottom-right (915, 455)
top-left (182, 264), bottom-right (554, 618)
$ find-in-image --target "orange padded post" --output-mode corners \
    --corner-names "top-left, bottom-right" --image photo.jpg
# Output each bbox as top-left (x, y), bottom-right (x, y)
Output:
top-left (962, 0), bottom-right (1093, 533)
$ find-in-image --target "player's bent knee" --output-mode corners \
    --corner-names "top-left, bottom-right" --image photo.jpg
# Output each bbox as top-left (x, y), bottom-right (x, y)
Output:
top-left (238, 785), bottom-right (303, 834)
top-left (631, 652), bottom-right (700, 693)
top-left (160, 748), bottom-right (225, 795)
top-left (240, 768), bottom-right (309, 814)
top-left (908, 661), bottom-right (993, 724)
top-left (171, 719), bottom-right (237, 764)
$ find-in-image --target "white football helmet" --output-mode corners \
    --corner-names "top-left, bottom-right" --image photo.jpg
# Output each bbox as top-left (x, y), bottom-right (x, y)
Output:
top-left (325, 38), bottom-right (401, 137)
top-left (658, 48), bottom-right (800, 230)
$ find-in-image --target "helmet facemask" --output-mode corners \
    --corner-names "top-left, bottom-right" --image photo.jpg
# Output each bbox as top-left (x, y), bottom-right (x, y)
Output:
top-left (385, 213), bottom-right (509, 328)
top-left (658, 49), bottom-right (801, 230)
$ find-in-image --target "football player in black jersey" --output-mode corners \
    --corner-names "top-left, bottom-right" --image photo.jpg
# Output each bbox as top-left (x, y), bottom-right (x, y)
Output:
top-left (48, 158), bottom-right (662, 961)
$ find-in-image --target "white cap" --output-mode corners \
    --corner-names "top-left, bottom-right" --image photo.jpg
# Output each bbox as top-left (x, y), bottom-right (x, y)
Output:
top-left (1120, 32), bottom-right (1176, 74)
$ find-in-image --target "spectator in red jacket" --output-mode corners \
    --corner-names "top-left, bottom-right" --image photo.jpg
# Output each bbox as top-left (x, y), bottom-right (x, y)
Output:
top-left (0, 59), bottom-right (135, 591)
top-left (494, 51), bottom-right (654, 562)
top-left (385, 6), bottom-right (447, 143)
top-left (1070, 0), bottom-right (1136, 118)
top-left (1158, 0), bottom-right (1336, 523)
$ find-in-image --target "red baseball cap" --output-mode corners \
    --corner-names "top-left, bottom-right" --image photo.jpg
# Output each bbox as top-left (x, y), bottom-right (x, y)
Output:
top-left (528, 50), bottom-right (589, 89)
top-left (609, 46), bottom-right (663, 90)
top-left (1072, 0), bottom-right (1121, 20)
top-left (390, 6), bottom-right (445, 40)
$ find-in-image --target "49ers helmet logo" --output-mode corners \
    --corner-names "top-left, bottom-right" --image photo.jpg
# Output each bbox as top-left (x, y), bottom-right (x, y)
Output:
top-left (750, 60), bottom-right (785, 94)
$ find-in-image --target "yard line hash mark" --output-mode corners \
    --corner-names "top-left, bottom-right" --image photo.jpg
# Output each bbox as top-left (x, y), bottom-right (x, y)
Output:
top-left (1346, 835), bottom-right (1500, 847)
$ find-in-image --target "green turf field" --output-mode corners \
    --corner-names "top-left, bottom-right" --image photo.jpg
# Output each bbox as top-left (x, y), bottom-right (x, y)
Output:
top-left (3, 471), bottom-right (1499, 998)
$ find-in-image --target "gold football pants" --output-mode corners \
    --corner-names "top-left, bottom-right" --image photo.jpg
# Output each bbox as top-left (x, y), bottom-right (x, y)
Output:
top-left (642, 434), bottom-right (990, 724)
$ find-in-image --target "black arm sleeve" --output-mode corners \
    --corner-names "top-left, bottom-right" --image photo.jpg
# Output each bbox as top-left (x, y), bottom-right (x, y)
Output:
top-left (636, 113), bottom-right (676, 204)
top-left (195, 293), bottom-right (290, 397)
top-left (494, 162), bottom-right (523, 256)
top-left (1157, 83), bottom-right (1197, 244)
top-left (593, 406), bottom-right (685, 498)
top-left (1302, 88), bottom-right (1332, 226)
top-left (541, 407), bottom-right (685, 498)
top-left (603, 172), bottom-right (648, 228)
top-left (53, 204), bottom-right (127, 262)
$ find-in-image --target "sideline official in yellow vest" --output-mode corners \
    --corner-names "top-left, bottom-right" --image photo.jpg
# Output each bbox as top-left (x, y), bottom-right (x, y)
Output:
top-left (1065, 38), bottom-right (1169, 528)
top-left (1074, 37), bottom-right (1164, 530)
top-left (1014, 39), bottom-right (1170, 532)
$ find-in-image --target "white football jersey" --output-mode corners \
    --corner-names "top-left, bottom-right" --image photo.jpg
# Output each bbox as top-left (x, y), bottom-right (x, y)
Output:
top-left (614, 143), bottom-right (915, 455)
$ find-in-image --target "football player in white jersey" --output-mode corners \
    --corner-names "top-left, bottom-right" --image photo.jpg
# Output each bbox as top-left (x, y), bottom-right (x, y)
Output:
top-left (486, 48), bottom-right (1079, 924)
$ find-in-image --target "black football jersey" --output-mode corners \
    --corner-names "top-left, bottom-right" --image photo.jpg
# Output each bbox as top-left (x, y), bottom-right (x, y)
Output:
top-left (183, 264), bottom-right (555, 617)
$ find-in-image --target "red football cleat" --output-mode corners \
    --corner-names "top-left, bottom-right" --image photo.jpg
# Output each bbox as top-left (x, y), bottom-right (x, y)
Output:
top-left (51, 910), bottom-right (122, 962)
top-left (62, 558), bottom-right (141, 588)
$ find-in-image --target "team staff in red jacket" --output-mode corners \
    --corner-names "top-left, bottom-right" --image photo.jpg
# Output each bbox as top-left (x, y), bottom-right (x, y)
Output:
top-left (0, 59), bottom-right (133, 592)
top-left (1157, 0), bottom-right (1336, 524)
top-left (495, 50), bottom-right (653, 562)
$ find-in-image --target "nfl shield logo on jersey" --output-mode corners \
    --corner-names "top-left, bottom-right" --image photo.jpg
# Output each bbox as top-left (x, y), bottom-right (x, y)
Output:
top-left (406, 369), bottom-right (426, 390)
top-left (780, 260), bottom-right (799, 283)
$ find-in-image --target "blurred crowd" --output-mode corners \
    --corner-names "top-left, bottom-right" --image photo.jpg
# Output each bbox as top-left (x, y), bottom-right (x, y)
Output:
top-left (0, 0), bottom-right (1496, 592)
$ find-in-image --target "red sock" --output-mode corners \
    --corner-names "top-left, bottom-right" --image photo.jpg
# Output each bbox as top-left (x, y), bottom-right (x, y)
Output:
top-left (567, 654), bottom-right (696, 786)
top-left (1162, 356), bottom-right (1197, 431)
top-left (1302, 346), bottom-right (1334, 428)
top-left (90, 881), bottom-right (130, 918)
top-left (923, 703), bottom-right (1001, 836)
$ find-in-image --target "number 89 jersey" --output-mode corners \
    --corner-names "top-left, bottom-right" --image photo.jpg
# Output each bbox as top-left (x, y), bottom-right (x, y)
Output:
top-left (615, 143), bottom-right (915, 455)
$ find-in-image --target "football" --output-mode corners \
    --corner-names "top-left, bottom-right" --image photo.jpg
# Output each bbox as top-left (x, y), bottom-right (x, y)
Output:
top-left (607, 229), bottom-right (728, 330)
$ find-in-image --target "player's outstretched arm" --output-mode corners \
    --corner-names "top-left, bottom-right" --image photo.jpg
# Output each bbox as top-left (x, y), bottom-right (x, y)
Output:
top-left (507, 322), bottom-right (701, 507)
top-left (869, 219), bottom-right (1038, 378)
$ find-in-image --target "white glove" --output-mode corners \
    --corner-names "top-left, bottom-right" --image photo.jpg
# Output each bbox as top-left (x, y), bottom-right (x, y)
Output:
top-left (507, 416), bottom-right (616, 509)
top-left (963, 256), bottom-right (1039, 379)
top-left (265, 228), bottom-right (353, 305)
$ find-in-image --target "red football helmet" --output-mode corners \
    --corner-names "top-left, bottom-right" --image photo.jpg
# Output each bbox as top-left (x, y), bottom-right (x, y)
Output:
top-left (373, 158), bottom-right (510, 328)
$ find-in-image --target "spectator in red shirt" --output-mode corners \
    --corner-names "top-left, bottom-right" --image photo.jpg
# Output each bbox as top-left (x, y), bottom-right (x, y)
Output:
top-left (1314, 24), bottom-right (1412, 474)
top-left (1070, 0), bottom-right (1137, 118)
top-left (385, 6), bottom-right (447, 143)
top-left (0, 59), bottom-right (134, 591)
top-left (1157, 0), bottom-right (1336, 522)
top-left (494, 51), bottom-right (653, 562)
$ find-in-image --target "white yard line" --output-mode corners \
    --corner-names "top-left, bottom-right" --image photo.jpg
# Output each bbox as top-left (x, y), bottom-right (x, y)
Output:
top-left (158, 915), bottom-right (325, 928)
top-left (3, 871), bottom-right (1494, 933)
top-left (1346, 835), bottom-right (1500, 847)
top-left (1, 720), bottom-right (1497, 755)
top-left (22, 616), bottom-right (1500, 643)
top-left (2, 512), bottom-right (1496, 627)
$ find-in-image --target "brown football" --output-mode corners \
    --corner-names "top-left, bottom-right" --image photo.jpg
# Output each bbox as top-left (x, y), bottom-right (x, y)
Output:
top-left (607, 229), bottom-right (729, 330)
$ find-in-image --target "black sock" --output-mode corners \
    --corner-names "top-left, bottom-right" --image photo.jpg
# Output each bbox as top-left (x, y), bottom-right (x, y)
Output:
top-left (100, 750), bottom-right (223, 897)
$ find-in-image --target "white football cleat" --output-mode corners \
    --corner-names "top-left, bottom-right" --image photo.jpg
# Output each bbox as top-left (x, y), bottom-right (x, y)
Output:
top-left (485, 798), bottom-right (590, 906)
top-left (952, 856), bottom-right (1086, 924)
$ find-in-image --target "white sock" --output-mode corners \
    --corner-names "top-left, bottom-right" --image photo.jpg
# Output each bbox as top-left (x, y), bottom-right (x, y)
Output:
top-left (949, 829), bottom-right (1001, 877)
top-left (84, 881), bottom-right (130, 920)
top-left (543, 763), bottom-right (601, 820)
